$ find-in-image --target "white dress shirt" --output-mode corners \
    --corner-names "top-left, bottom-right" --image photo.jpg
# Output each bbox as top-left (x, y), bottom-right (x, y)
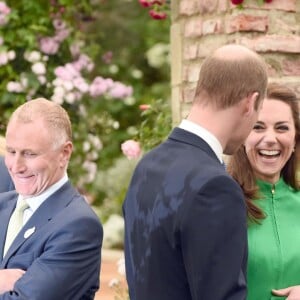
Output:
top-left (179, 119), bottom-right (224, 163)
top-left (18, 173), bottom-right (69, 225)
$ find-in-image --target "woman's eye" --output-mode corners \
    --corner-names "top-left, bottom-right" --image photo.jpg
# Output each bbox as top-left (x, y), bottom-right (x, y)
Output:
top-left (277, 126), bottom-right (289, 131)
top-left (253, 124), bottom-right (264, 130)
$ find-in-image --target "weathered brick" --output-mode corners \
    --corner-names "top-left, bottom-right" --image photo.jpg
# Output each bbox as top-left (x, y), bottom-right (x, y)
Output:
top-left (282, 59), bottom-right (300, 76)
top-left (202, 18), bottom-right (223, 35)
top-left (184, 17), bottom-right (202, 38)
top-left (179, 0), bottom-right (199, 16)
top-left (272, 17), bottom-right (299, 35)
top-left (239, 35), bottom-right (300, 53)
top-left (265, 62), bottom-right (279, 77)
top-left (183, 64), bottom-right (200, 83)
top-left (218, 0), bottom-right (228, 13)
top-left (226, 14), bottom-right (268, 33)
top-left (183, 43), bottom-right (198, 60)
top-left (198, 0), bottom-right (218, 14)
top-left (197, 37), bottom-right (229, 58)
top-left (182, 86), bottom-right (196, 104)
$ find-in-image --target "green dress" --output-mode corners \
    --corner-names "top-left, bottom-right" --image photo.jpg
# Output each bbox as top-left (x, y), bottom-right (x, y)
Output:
top-left (247, 177), bottom-right (300, 300)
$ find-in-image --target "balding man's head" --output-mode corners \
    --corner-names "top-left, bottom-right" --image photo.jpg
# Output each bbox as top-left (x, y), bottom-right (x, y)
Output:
top-left (194, 44), bottom-right (268, 110)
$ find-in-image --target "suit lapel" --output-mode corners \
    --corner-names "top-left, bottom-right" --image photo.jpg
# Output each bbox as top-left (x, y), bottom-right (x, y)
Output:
top-left (1, 181), bottom-right (78, 263)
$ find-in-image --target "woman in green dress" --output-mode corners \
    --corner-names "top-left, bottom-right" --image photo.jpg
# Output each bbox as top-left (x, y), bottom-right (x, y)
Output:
top-left (227, 82), bottom-right (300, 300)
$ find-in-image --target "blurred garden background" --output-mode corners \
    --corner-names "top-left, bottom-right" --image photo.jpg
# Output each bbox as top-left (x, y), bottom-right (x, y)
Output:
top-left (0, 0), bottom-right (171, 235)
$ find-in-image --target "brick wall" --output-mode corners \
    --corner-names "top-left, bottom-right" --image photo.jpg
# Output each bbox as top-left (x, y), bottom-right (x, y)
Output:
top-left (170, 0), bottom-right (300, 124)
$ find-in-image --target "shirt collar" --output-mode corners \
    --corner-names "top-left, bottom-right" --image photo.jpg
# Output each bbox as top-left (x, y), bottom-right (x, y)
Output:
top-left (18, 174), bottom-right (68, 212)
top-left (179, 119), bottom-right (223, 163)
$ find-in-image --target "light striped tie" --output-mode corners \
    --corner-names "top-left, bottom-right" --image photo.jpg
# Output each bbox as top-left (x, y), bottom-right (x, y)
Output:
top-left (3, 198), bottom-right (29, 256)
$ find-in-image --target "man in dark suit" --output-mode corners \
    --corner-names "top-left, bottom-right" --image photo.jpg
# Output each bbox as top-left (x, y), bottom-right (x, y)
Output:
top-left (123, 44), bottom-right (268, 300)
top-left (0, 156), bottom-right (14, 192)
top-left (0, 98), bottom-right (103, 299)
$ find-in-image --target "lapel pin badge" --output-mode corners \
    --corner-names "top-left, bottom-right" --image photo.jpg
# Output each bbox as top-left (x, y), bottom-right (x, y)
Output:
top-left (24, 226), bottom-right (36, 239)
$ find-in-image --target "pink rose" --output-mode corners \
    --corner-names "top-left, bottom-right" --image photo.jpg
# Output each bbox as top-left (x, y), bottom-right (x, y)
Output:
top-left (139, 104), bottom-right (151, 111)
top-left (121, 140), bottom-right (141, 160)
top-left (39, 37), bottom-right (59, 55)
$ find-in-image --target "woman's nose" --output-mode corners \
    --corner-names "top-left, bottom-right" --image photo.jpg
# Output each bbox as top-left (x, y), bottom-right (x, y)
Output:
top-left (264, 129), bottom-right (277, 143)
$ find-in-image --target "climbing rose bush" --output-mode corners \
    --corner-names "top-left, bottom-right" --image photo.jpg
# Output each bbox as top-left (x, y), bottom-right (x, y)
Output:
top-left (0, 0), bottom-right (133, 194)
top-left (138, 0), bottom-right (169, 20)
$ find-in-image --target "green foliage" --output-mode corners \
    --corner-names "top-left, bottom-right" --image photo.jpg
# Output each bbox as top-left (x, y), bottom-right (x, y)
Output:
top-left (139, 98), bottom-right (172, 152)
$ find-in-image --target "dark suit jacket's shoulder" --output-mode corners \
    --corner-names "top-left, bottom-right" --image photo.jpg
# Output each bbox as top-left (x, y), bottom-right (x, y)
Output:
top-left (0, 190), bottom-right (17, 207)
top-left (0, 156), bottom-right (15, 192)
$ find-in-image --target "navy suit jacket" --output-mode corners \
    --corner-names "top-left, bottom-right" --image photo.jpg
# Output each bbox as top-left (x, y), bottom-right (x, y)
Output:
top-left (0, 156), bottom-right (14, 192)
top-left (123, 128), bottom-right (248, 300)
top-left (0, 181), bottom-right (103, 300)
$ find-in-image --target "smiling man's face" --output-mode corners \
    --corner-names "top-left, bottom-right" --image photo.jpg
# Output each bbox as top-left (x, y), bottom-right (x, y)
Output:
top-left (5, 118), bottom-right (68, 196)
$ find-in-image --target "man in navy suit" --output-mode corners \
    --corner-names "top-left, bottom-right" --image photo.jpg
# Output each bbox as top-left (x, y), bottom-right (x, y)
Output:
top-left (123, 44), bottom-right (268, 300)
top-left (0, 98), bottom-right (103, 299)
top-left (0, 156), bottom-right (14, 192)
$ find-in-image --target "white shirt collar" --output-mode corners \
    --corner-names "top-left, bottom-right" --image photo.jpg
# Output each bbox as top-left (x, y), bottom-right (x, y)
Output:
top-left (179, 119), bottom-right (223, 163)
top-left (18, 174), bottom-right (69, 212)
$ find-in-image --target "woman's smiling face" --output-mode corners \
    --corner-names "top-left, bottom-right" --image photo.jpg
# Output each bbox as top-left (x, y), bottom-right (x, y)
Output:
top-left (244, 99), bottom-right (296, 184)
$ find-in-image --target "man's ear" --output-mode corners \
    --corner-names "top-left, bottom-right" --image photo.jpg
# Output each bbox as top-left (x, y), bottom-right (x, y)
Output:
top-left (244, 92), bottom-right (260, 117)
top-left (60, 141), bottom-right (73, 168)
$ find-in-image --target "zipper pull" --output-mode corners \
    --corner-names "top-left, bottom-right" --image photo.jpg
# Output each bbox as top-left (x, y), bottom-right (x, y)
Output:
top-left (271, 185), bottom-right (275, 195)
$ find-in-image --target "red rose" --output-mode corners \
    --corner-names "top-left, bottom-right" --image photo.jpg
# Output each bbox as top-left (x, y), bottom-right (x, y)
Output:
top-left (231, 0), bottom-right (244, 4)
top-left (264, 0), bottom-right (272, 3)
top-left (138, 0), bottom-right (152, 8)
top-left (151, 0), bottom-right (164, 5)
top-left (149, 9), bottom-right (167, 20)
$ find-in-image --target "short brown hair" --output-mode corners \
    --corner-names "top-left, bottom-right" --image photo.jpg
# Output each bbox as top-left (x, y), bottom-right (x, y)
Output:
top-left (194, 44), bottom-right (268, 110)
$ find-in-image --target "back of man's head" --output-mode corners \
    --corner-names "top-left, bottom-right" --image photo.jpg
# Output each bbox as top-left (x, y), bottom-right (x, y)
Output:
top-left (194, 44), bottom-right (268, 110)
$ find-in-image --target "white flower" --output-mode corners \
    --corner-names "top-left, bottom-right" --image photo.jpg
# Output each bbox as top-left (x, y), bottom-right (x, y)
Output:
top-left (131, 69), bottom-right (143, 79)
top-left (20, 76), bottom-right (28, 88)
top-left (53, 86), bottom-right (65, 97)
top-left (38, 75), bottom-right (46, 85)
top-left (0, 52), bottom-right (8, 65)
top-left (117, 257), bottom-right (126, 276)
top-left (82, 161), bottom-right (97, 183)
top-left (7, 81), bottom-right (24, 93)
top-left (112, 121), bottom-right (120, 129)
top-left (108, 278), bottom-right (120, 288)
top-left (109, 64), bottom-right (119, 74)
top-left (88, 134), bottom-right (102, 150)
top-left (7, 50), bottom-right (15, 60)
top-left (62, 80), bottom-right (74, 91)
top-left (31, 62), bottom-right (46, 75)
top-left (51, 94), bottom-right (64, 105)
top-left (83, 141), bottom-right (91, 152)
top-left (52, 77), bottom-right (63, 86)
top-left (24, 50), bottom-right (41, 62)
top-left (65, 92), bottom-right (76, 104)
top-left (146, 43), bottom-right (170, 68)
